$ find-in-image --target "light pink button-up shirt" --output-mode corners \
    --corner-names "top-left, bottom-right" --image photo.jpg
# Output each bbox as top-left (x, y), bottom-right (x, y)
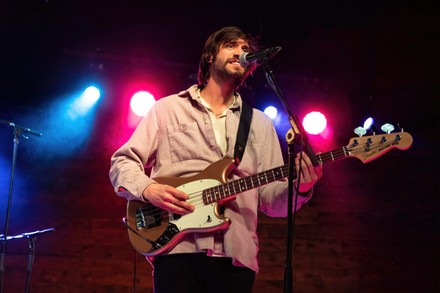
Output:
top-left (109, 84), bottom-right (311, 272)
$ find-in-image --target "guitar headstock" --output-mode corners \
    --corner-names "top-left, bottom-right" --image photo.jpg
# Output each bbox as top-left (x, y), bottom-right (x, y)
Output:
top-left (347, 131), bottom-right (413, 163)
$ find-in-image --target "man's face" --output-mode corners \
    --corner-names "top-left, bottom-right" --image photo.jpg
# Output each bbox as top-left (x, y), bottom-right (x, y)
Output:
top-left (211, 39), bottom-right (249, 81)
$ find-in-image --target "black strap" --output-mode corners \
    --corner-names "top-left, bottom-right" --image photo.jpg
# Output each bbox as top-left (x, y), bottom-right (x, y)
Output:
top-left (234, 102), bottom-right (253, 165)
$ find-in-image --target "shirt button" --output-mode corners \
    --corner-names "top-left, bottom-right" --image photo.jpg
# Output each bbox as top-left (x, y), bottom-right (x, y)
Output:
top-left (205, 119), bottom-right (210, 124)
top-left (178, 125), bottom-right (183, 131)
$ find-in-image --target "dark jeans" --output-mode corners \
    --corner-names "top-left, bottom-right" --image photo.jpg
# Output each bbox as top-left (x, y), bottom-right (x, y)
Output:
top-left (152, 253), bottom-right (256, 293)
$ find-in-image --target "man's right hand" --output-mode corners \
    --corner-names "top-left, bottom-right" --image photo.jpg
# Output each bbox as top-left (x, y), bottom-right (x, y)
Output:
top-left (142, 183), bottom-right (195, 214)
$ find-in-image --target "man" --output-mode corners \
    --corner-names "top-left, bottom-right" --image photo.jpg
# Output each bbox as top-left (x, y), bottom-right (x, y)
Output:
top-left (109, 26), bottom-right (323, 293)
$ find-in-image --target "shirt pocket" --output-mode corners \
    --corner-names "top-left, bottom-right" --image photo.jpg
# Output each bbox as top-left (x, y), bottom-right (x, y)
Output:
top-left (247, 140), bottom-right (262, 169)
top-left (167, 121), bottom-right (206, 163)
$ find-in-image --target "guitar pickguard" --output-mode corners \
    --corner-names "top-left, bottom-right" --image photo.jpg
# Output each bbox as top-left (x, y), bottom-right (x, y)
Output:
top-left (168, 179), bottom-right (227, 230)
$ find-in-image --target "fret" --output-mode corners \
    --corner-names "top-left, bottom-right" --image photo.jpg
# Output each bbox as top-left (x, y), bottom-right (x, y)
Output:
top-left (205, 190), bottom-right (210, 204)
top-left (224, 185), bottom-right (231, 197)
top-left (210, 188), bottom-right (215, 202)
top-left (220, 186), bottom-right (226, 198)
top-left (214, 186), bottom-right (221, 200)
top-left (342, 146), bottom-right (348, 157)
top-left (231, 181), bottom-right (237, 194)
top-left (240, 180), bottom-right (245, 192)
top-left (202, 190), bottom-right (209, 204)
top-left (210, 189), bottom-right (215, 202)
top-left (317, 155), bottom-right (323, 164)
top-left (249, 177), bottom-right (255, 189)
top-left (250, 177), bottom-right (255, 189)
top-left (272, 170), bottom-right (280, 180)
top-left (214, 187), bottom-right (218, 201)
top-left (240, 179), bottom-right (246, 191)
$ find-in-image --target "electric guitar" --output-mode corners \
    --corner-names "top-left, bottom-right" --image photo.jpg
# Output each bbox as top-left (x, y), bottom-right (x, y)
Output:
top-left (125, 131), bottom-right (413, 256)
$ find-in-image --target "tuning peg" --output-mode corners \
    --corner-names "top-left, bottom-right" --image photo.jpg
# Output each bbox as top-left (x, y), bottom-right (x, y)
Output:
top-left (354, 126), bottom-right (367, 137)
top-left (381, 123), bottom-right (395, 134)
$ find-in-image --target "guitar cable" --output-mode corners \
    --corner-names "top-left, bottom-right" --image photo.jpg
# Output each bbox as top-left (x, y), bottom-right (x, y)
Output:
top-left (122, 217), bottom-right (151, 292)
top-left (133, 248), bottom-right (137, 293)
top-left (122, 218), bottom-right (162, 248)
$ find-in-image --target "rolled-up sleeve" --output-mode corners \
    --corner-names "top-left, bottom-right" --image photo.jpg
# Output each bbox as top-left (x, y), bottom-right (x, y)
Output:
top-left (109, 104), bottom-right (159, 202)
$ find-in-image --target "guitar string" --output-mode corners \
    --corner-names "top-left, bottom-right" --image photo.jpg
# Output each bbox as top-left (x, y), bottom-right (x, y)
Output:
top-left (138, 139), bottom-right (397, 219)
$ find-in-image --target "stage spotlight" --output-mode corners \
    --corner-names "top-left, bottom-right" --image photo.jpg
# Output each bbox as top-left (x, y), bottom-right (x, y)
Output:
top-left (68, 86), bottom-right (101, 120)
top-left (263, 106), bottom-right (278, 119)
top-left (84, 86), bottom-right (101, 102)
top-left (130, 91), bottom-right (156, 117)
top-left (302, 111), bottom-right (327, 135)
top-left (363, 117), bottom-right (374, 130)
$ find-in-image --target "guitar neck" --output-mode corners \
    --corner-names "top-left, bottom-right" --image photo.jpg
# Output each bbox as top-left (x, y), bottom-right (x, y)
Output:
top-left (202, 146), bottom-right (349, 204)
top-left (202, 131), bottom-right (413, 204)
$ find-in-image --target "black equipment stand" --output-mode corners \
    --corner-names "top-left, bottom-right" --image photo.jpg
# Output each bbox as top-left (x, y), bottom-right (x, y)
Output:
top-left (0, 119), bottom-right (43, 293)
top-left (259, 51), bottom-right (319, 293)
top-left (0, 228), bottom-right (55, 293)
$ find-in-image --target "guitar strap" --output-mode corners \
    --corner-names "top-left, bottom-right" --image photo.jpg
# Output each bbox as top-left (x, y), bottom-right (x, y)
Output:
top-left (233, 102), bottom-right (253, 165)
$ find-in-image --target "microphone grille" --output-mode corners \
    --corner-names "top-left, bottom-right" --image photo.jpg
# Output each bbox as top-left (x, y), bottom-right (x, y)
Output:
top-left (239, 52), bottom-right (250, 66)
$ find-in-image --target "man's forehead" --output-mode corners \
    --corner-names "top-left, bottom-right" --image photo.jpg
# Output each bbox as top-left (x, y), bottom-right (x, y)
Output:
top-left (235, 38), bottom-right (248, 44)
top-left (224, 38), bottom-right (249, 46)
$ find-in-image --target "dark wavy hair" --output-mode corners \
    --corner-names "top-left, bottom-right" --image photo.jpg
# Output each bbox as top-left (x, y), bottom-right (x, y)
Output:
top-left (197, 26), bottom-right (259, 90)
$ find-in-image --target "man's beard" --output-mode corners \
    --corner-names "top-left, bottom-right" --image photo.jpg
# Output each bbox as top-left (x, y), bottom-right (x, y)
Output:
top-left (214, 61), bottom-right (245, 84)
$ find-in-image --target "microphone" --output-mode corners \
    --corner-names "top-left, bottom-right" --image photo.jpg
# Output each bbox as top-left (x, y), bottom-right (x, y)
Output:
top-left (239, 46), bottom-right (282, 66)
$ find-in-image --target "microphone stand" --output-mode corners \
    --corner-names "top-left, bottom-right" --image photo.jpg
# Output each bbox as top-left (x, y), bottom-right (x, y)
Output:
top-left (0, 228), bottom-right (54, 293)
top-left (0, 119), bottom-right (42, 293)
top-left (259, 59), bottom-right (318, 293)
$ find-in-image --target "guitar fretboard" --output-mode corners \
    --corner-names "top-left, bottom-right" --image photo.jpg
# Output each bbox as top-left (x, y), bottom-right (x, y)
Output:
top-left (202, 146), bottom-right (350, 204)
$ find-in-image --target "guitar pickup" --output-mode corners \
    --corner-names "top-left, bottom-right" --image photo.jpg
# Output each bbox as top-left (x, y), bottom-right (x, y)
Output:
top-left (136, 207), bottom-right (162, 229)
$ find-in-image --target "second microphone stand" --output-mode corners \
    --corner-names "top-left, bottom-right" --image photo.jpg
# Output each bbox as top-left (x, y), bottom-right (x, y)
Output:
top-left (0, 228), bottom-right (55, 293)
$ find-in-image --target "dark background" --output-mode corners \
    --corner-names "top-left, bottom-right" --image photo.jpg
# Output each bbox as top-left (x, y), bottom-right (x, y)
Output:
top-left (0, 1), bottom-right (438, 292)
